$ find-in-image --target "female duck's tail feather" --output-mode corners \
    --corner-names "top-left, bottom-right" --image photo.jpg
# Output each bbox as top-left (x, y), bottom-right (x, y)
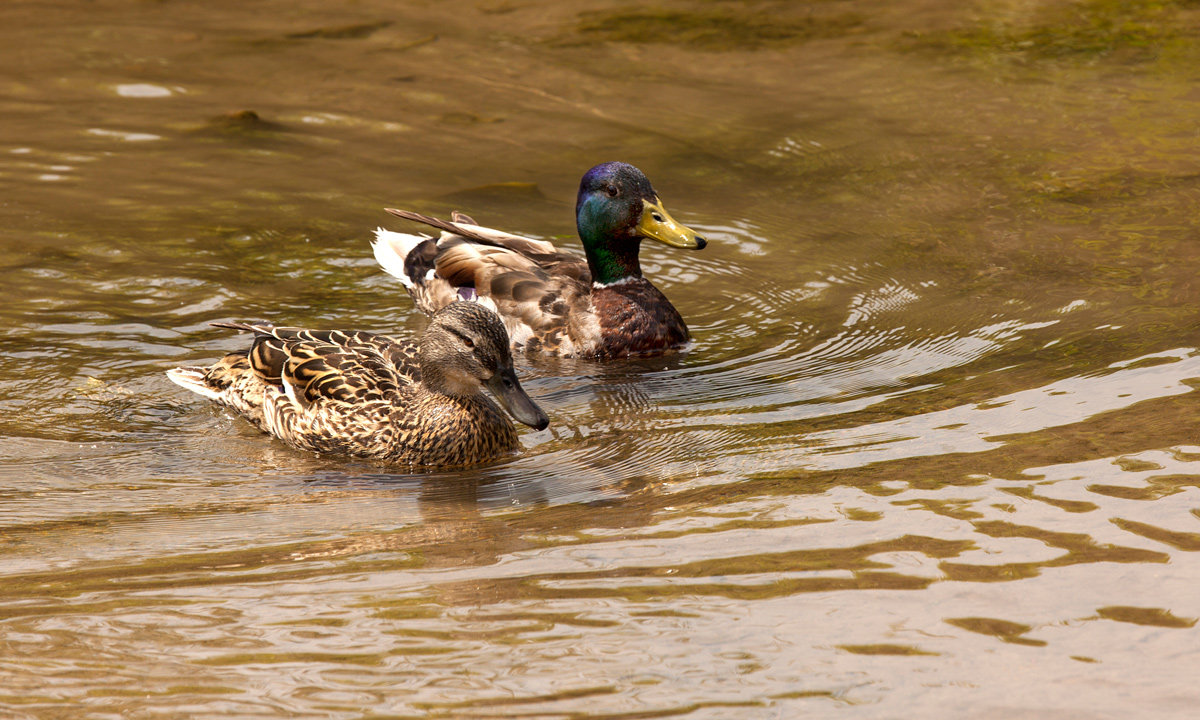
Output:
top-left (166, 367), bottom-right (223, 401)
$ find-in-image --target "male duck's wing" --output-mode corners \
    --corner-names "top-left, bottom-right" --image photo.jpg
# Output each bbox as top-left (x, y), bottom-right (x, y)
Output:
top-left (372, 208), bottom-right (581, 308)
top-left (373, 210), bottom-right (595, 353)
top-left (385, 208), bottom-right (560, 256)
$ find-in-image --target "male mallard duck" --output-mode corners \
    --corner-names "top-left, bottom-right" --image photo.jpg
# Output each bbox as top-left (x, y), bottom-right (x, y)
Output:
top-left (372, 161), bottom-right (706, 359)
top-left (166, 302), bottom-right (549, 468)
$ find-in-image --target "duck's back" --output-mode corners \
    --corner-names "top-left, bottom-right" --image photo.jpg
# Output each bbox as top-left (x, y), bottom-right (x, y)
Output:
top-left (374, 223), bottom-right (598, 355)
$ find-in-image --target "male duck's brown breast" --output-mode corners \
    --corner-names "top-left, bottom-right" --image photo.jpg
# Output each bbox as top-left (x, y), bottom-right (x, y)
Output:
top-left (591, 280), bottom-right (689, 358)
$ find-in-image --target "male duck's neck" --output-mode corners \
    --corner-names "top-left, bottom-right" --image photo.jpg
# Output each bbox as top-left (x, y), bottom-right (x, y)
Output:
top-left (583, 232), bottom-right (643, 287)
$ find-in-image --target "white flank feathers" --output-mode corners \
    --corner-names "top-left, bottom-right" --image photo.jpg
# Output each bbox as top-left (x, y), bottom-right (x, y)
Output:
top-left (505, 319), bottom-right (535, 347)
top-left (281, 373), bottom-right (302, 407)
top-left (475, 295), bottom-right (499, 314)
top-left (262, 387), bottom-right (288, 437)
top-left (372, 228), bottom-right (428, 289)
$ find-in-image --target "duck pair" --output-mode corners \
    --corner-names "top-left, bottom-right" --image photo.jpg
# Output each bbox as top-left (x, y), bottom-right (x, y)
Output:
top-left (167, 162), bottom-right (706, 467)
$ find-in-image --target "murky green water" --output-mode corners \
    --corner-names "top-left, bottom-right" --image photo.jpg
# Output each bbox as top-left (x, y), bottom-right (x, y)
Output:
top-left (3, 0), bottom-right (1200, 717)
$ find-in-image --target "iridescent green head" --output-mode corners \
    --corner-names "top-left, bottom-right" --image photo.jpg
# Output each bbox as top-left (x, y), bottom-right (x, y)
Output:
top-left (575, 162), bottom-right (706, 286)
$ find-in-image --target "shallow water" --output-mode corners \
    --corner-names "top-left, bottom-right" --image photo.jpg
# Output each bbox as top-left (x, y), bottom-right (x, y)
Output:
top-left (3, 0), bottom-right (1200, 717)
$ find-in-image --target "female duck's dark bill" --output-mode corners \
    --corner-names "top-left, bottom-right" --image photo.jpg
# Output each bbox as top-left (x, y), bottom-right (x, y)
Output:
top-left (638, 197), bottom-right (706, 249)
top-left (487, 368), bottom-right (550, 430)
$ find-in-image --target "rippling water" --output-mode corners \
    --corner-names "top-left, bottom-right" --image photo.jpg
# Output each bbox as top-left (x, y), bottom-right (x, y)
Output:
top-left (3, 0), bottom-right (1200, 717)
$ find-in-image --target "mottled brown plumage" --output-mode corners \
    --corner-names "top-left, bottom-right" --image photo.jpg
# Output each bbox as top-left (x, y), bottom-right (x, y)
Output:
top-left (166, 303), bottom-right (549, 468)
top-left (372, 162), bottom-right (706, 358)
top-left (590, 279), bottom-right (690, 359)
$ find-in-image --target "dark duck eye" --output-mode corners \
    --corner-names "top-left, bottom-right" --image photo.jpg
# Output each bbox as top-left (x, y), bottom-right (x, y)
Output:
top-left (604, 184), bottom-right (619, 198)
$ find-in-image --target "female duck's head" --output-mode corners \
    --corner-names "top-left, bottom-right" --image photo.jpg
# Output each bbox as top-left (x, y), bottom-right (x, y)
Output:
top-left (419, 302), bottom-right (549, 430)
top-left (575, 162), bottom-right (706, 285)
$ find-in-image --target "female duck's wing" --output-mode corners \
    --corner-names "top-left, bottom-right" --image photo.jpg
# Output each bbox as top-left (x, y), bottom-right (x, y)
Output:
top-left (211, 323), bottom-right (420, 405)
top-left (372, 210), bottom-right (595, 353)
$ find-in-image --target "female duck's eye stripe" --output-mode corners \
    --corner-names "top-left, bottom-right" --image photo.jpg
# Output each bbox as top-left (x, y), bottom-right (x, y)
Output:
top-left (448, 327), bottom-right (475, 348)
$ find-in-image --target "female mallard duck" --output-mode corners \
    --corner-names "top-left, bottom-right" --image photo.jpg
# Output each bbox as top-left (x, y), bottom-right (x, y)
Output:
top-left (372, 161), bottom-right (706, 359)
top-left (166, 302), bottom-right (549, 468)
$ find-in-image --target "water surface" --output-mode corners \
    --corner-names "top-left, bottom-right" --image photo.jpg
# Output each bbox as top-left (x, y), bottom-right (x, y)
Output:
top-left (3, 0), bottom-right (1200, 717)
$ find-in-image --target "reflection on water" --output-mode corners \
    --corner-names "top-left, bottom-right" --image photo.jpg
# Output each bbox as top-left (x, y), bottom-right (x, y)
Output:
top-left (3, 0), bottom-right (1200, 717)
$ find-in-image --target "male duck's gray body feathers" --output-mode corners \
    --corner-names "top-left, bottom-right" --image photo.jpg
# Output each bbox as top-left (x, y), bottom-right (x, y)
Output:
top-left (167, 303), bottom-right (548, 468)
top-left (372, 162), bottom-right (706, 359)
